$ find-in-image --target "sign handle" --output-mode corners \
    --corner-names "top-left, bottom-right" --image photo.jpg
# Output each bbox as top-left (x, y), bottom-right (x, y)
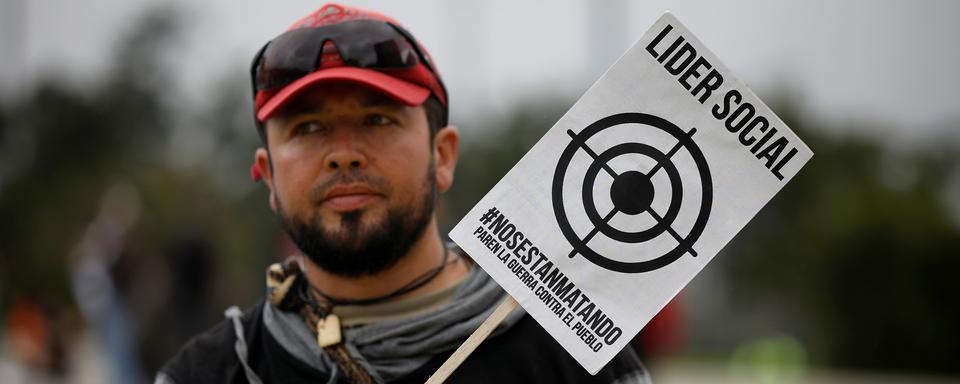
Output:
top-left (425, 294), bottom-right (519, 383)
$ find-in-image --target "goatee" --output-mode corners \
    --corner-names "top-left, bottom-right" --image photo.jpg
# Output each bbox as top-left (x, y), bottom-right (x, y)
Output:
top-left (277, 169), bottom-right (436, 277)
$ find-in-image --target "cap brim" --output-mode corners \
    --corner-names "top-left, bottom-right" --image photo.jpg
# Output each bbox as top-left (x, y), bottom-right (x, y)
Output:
top-left (256, 67), bottom-right (431, 122)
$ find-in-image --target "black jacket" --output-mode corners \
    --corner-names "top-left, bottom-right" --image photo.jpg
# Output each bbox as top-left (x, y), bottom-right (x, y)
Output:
top-left (159, 299), bottom-right (649, 383)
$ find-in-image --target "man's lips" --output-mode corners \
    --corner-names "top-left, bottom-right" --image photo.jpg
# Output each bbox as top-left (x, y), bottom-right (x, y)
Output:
top-left (321, 184), bottom-right (381, 211)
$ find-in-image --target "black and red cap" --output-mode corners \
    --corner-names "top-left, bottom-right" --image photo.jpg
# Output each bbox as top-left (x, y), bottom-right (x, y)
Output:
top-left (251, 3), bottom-right (447, 123)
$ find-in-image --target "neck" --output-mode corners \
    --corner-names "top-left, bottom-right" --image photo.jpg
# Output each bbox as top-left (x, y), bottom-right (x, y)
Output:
top-left (301, 218), bottom-right (468, 303)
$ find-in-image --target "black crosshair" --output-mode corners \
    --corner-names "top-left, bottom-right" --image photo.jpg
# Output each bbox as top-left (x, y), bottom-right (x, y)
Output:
top-left (565, 127), bottom-right (699, 258)
top-left (552, 112), bottom-right (713, 274)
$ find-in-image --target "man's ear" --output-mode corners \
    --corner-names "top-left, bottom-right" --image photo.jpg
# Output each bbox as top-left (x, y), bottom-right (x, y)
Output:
top-left (433, 125), bottom-right (459, 193)
top-left (255, 147), bottom-right (278, 212)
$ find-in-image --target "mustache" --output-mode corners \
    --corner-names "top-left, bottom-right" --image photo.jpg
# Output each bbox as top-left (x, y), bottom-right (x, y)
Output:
top-left (307, 170), bottom-right (391, 203)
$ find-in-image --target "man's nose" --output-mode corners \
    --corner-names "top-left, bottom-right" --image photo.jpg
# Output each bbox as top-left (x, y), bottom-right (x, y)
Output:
top-left (324, 139), bottom-right (368, 171)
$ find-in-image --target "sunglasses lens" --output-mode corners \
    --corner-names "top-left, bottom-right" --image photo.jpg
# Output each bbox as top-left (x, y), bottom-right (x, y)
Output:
top-left (336, 22), bottom-right (418, 68)
top-left (254, 20), bottom-right (421, 93)
top-left (256, 28), bottom-right (322, 91)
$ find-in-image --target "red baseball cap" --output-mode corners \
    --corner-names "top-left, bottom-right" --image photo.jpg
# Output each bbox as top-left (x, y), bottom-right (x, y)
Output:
top-left (252, 3), bottom-right (447, 123)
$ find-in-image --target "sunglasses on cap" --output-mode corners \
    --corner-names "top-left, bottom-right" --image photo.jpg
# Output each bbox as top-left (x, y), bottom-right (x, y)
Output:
top-left (249, 19), bottom-right (447, 110)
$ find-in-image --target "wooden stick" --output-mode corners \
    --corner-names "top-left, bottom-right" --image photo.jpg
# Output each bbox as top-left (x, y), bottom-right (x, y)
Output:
top-left (425, 295), bottom-right (519, 384)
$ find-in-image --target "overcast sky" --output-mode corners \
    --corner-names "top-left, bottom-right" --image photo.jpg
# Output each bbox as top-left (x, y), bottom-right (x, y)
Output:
top-left (3, 0), bottom-right (959, 143)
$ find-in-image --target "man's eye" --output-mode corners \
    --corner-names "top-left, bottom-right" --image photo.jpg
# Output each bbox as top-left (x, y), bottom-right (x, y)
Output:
top-left (364, 114), bottom-right (394, 126)
top-left (293, 121), bottom-right (323, 136)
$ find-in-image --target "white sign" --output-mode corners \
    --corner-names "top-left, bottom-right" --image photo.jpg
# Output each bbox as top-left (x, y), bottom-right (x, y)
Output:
top-left (449, 12), bottom-right (813, 374)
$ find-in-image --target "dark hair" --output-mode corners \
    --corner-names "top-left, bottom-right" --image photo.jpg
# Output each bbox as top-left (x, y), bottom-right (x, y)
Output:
top-left (255, 95), bottom-right (447, 147)
top-left (422, 96), bottom-right (446, 140)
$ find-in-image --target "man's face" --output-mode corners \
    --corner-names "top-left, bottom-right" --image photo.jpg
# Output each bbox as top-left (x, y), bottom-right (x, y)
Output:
top-left (255, 83), bottom-right (456, 277)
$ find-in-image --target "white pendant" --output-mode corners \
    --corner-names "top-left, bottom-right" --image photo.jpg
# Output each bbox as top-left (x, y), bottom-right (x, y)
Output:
top-left (316, 314), bottom-right (342, 348)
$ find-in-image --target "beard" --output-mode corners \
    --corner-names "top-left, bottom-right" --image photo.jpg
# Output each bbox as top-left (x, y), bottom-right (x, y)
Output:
top-left (277, 165), bottom-right (437, 278)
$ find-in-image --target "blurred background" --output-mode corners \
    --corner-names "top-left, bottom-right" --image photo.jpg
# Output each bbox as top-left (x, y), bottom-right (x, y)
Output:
top-left (1, 0), bottom-right (958, 383)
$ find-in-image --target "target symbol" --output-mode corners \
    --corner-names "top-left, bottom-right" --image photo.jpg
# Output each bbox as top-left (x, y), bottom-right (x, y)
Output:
top-left (552, 113), bottom-right (713, 273)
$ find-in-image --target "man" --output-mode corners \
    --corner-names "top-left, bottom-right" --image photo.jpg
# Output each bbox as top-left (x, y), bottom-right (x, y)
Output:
top-left (158, 4), bottom-right (650, 383)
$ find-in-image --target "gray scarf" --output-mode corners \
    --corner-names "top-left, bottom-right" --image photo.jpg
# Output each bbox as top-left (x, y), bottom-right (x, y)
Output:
top-left (262, 266), bottom-right (525, 383)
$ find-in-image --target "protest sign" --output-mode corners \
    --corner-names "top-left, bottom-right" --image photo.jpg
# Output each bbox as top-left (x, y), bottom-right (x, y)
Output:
top-left (449, 12), bottom-right (813, 374)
